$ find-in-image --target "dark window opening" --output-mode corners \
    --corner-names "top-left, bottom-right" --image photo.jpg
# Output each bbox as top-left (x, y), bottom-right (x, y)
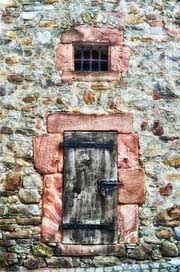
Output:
top-left (74, 45), bottom-right (109, 72)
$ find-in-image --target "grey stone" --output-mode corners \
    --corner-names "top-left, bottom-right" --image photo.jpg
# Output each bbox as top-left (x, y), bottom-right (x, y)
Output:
top-left (168, 258), bottom-right (180, 267)
top-left (95, 268), bottom-right (104, 272)
top-left (93, 256), bottom-right (120, 267)
top-left (9, 204), bottom-right (41, 216)
top-left (19, 189), bottom-right (40, 204)
top-left (0, 86), bottom-right (6, 96)
top-left (0, 126), bottom-right (13, 135)
top-left (46, 257), bottom-right (73, 268)
top-left (161, 241), bottom-right (179, 257)
top-left (174, 226), bottom-right (180, 240)
top-left (24, 256), bottom-right (41, 270)
top-left (23, 174), bottom-right (42, 189)
top-left (37, 31), bottom-right (52, 44)
top-left (9, 243), bottom-right (31, 254)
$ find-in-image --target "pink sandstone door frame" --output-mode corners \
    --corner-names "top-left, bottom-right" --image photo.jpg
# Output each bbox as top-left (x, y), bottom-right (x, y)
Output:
top-left (33, 113), bottom-right (145, 255)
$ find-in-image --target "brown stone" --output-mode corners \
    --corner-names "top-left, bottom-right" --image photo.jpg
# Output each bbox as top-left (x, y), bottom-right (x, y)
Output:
top-left (152, 121), bottom-right (164, 136)
top-left (156, 205), bottom-right (180, 227)
top-left (44, 0), bottom-right (58, 3)
top-left (156, 228), bottom-right (173, 239)
top-left (117, 133), bottom-right (139, 168)
top-left (4, 230), bottom-right (31, 239)
top-left (127, 245), bottom-right (150, 260)
top-left (159, 183), bottom-right (173, 196)
top-left (41, 174), bottom-right (62, 242)
top-left (118, 169), bottom-right (145, 204)
top-left (23, 96), bottom-right (37, 103)
top-left (33, 134), bottom-right (63, 174)
top-left (166, 173), bottom-right (180, 181)
top-left (118, 204), bottom-right (139, 243)
top-left (21, 37), bottom-right (32, 46)
top-left (4, 172), bottom-right (21, 190)
top-left (164, 158), bottom-right (180, 168)
top-left (55, 244), bottom-right (125, 256)
top-left (39, 21), bottom-right (58, 28)
top-left (47, 113), bottom-right (133, 134)
top-left (83, 90), bottom-right (96, 104)
top-left (0, 218), bottom-right (15, 224)
top-left (7, 74), bottom-right (24, 83)
top-left (0, 253), bottom-right (18, 267)
top-left (5, 57), bottom-right (19, 65)
top-left (16, 217), bottom-right (41, 225)
top-left (153, 90), bottom-right (161, 100)
top-left (141, 121), bottom-right (148, 131)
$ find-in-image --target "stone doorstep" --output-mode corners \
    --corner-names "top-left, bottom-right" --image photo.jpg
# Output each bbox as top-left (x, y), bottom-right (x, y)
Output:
top-left (54, 244), bottom-right (125, 257)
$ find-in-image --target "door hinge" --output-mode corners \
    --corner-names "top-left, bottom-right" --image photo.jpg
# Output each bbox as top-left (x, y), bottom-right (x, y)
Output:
top-left (62, 223), bottom-right (114, 231)
top-left (60, 140), bottom-right (114, 150)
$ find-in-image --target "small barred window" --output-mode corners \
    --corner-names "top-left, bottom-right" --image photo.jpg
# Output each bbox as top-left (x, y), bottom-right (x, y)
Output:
top-left (74, 44), bottom-right (109, 72)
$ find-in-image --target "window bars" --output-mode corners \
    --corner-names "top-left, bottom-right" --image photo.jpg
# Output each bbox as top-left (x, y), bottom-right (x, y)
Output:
top-left (74, 45), bottom-right (109, 72)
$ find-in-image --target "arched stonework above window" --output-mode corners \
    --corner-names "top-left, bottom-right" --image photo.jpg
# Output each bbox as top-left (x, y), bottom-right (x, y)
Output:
top-left (56, 26), bottom-right (129, 82)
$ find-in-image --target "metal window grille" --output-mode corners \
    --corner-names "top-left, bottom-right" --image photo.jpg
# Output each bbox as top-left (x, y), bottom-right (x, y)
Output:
top-left (74, 45), bottom-right (109, 72)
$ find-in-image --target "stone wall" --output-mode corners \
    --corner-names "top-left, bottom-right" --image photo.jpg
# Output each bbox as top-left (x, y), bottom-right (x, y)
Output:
top-left (0, 0), bottom-right (179, 270)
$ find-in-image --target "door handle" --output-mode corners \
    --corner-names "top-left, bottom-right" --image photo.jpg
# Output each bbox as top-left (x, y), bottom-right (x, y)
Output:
top-left (97, 179), bottom-right (123, 196)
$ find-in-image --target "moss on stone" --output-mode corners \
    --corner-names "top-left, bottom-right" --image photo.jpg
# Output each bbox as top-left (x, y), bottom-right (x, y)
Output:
top-left (32, 243), bottom-right (53, 257)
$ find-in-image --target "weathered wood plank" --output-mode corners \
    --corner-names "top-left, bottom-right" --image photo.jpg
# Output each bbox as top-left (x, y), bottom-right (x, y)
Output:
top-left (62, 132), bottom-right (118, 244)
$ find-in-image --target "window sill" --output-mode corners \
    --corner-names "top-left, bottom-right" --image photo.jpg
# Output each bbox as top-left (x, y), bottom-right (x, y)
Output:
top-left (61, 71), bottom-right (121, 82)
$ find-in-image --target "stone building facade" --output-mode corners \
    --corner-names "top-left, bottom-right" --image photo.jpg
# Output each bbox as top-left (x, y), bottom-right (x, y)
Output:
top-left (0, 0), bottom-right (179, 270)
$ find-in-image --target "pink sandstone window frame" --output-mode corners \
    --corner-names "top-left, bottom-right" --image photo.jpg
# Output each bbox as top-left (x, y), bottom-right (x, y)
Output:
top-left (33, 113), bottom-right (145, 254)
top-left (55, 26), bottom-right (129, 82)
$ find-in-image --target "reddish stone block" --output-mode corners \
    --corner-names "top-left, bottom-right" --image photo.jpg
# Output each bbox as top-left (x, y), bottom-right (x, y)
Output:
top-left (61, 26), bottom-right (123, 45)
top-left (118, 169), bottom-right (145, 204)
top-left (42, 174), bottom-right (62, 242)
top-left (111, 46), bottom-right (129, 73)
top-left (33, 134), bottom-right (63, 174)
top-left (56, 244), bottom-right (125, 256)
top-left (159, 183), bottom-right (173, 196)
top-left (118, 204), bottom-right (139, 243)
top-left (61, 71), bottom-right (120, 82)
top-left (55, 43), bottom-right (73, 72)
top-left (47, 113), bottom-right (133, 134)
top-left (117, 133), bottom-right (139, 168)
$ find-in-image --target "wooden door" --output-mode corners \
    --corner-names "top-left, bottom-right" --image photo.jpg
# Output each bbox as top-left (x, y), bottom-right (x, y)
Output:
top-left (62, 131), bottom-right (118, 244)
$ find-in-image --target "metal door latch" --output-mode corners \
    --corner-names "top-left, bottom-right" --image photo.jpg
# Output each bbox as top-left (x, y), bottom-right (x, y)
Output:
top-left (97, 179), bottom-right (123, 196)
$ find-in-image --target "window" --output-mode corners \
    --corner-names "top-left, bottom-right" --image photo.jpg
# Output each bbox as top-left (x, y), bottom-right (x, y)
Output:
top-left (74, 45), bottom-right (109, 72)
top-left (56, 26), bottom-right (129, 82)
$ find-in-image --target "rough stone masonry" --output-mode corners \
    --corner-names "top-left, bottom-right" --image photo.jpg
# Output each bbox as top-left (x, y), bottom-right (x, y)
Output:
top-left (0, 0), bottom-right (180, 271)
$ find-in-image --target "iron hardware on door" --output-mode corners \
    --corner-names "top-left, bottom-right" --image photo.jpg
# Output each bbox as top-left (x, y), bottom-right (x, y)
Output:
top-left (97, 179), bottom-right (123, 196)
top-left (60, 140), bottom-right (114, 150)
top-left (62, 223), bottom-right (114, 231)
